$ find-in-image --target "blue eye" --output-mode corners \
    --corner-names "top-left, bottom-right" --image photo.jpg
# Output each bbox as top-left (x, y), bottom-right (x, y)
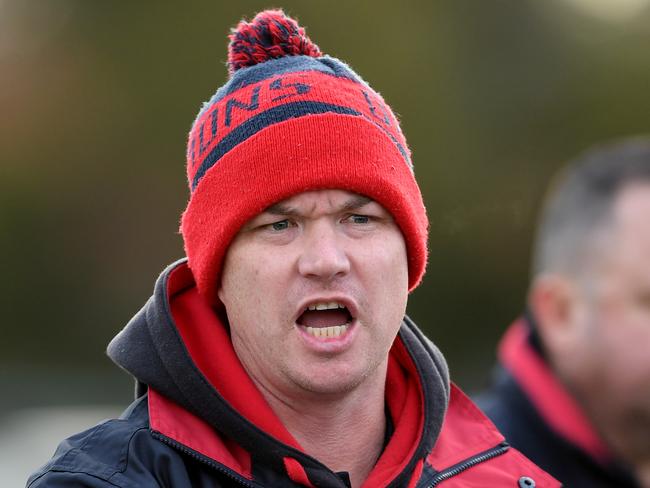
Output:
top-left (270, 220), bottom-right (290, 231)
top-left (350, 215), bottom-right (370, 224)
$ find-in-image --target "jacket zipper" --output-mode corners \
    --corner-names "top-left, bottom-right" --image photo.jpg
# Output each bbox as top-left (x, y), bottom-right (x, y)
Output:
top-left (427, 442), bottom-right (510, 487)
top-left (151, 430), bottom-right (262, 488)
top-left (154, 429), bottom-right (510, 487)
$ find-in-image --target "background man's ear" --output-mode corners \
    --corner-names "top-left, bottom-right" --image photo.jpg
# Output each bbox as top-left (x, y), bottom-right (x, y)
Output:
top-left (528, 274), bottom-right (581, 355)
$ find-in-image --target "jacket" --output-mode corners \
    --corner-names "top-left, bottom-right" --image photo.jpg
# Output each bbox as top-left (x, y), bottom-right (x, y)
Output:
top-left (28, 260), bottom-right (559, 487)
top-left (477, 315), bottom-right (640, 487)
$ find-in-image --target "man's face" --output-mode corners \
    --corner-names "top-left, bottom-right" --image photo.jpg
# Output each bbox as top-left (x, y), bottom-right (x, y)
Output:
top-left (218, 189), bottom-right (409, 400)
top-left (564, 184), bottom-right (650, 459)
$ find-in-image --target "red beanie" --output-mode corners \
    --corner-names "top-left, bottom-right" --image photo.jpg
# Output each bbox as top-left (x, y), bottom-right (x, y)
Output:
top-left (181, 10), bottom-right (428, 304)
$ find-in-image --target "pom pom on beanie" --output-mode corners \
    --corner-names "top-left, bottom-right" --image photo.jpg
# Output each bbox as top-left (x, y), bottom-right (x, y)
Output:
top-left (228, 10), bottom-right (322, 75)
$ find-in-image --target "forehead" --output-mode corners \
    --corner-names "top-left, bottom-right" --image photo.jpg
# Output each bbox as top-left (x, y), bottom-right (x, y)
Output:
top-left (613, 184), bottom-right (650, 249)
top-left (263, 189), bottom-right (376, 215)
top-left (599, 183), bottom-right (650, 277)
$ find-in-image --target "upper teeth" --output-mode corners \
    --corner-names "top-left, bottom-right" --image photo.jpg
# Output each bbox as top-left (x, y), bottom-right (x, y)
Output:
top-left (306, 302), bottom-right (345, 311)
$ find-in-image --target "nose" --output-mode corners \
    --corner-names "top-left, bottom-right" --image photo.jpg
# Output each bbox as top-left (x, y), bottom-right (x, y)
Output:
top-left (297, 222), bottom-right (350, 281)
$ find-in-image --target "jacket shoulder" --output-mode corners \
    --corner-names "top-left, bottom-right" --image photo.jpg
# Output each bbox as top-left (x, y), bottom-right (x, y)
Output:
top-left (424, 384), bottom-right (560, 487)
top-left (26, 396), bottom-right (161, 488)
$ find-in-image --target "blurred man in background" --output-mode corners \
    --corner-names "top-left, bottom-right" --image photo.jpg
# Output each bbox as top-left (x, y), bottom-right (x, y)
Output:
top-left (479, 138), bottom-right (650, 487)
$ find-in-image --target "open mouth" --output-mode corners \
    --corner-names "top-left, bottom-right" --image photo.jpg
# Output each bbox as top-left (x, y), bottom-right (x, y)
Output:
top-left (296, 301), bottom-right (354, 339)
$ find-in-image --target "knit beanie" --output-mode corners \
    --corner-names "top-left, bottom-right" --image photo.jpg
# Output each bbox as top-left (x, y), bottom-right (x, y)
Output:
top-left (181, 9), bottom-right (428, 304)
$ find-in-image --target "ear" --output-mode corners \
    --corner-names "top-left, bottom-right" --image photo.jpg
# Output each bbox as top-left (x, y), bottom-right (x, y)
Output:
top-left (528, 273), bottom-right (582, 355)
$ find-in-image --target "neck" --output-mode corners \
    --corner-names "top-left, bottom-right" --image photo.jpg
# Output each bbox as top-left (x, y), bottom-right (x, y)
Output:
top-left (571, 386), bottom-right (650, 486)
top-left (256, 367), bottom-right (389, 488)
top-left (599, 416), bottom-right (650, 487)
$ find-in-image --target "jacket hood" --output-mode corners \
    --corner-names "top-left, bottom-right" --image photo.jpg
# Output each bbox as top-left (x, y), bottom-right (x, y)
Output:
top-left (107, 259), bottom-right (451, 486)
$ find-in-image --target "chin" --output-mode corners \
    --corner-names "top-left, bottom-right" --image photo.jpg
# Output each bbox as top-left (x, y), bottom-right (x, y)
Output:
top-left (293, 372), bottom-right (365, 397)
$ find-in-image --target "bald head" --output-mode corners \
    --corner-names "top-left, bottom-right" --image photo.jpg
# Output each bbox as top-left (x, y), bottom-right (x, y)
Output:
top-left (532, 138), bottom-right (650, 281)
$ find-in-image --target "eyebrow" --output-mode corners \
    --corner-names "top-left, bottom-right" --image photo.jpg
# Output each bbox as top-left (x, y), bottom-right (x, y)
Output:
top-left (265, 195), bottom-right (373, 216)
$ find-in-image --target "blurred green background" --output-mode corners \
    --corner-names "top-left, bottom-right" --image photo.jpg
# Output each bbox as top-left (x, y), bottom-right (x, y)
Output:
top-left (1, 0), bottom-right (649, 448)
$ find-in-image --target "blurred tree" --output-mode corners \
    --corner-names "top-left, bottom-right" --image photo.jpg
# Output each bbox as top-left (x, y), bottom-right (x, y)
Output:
top-left (1, 0), bottom-right (649, 410)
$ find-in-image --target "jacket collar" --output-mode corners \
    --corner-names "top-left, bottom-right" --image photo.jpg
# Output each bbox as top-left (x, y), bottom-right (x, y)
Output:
top-left (499, 316), bottom-right (613, 463)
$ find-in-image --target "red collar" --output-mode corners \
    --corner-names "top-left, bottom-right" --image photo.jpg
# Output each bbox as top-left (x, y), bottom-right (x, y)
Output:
top-left (499, 318), bottom-right (612, 463)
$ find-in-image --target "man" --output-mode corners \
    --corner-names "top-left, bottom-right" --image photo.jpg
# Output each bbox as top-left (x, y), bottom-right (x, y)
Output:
top-left (28, 10), bottom-right (557, 488)
top-left (478, 138), bottom-right (650, 487)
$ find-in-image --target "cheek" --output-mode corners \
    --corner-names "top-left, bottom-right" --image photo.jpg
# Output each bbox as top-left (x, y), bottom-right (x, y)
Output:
top-left (387, 238), bottom-right (410, 294)
top-left (588, 313), bottom-right (650, 395)
top-left (222, 246), bottom-right (270, 293)
top-left (221, 250), bottom-right (293, 330)
top-left (605, 327), bottom-right (650, 378)
top-left (362, 232), bottom-right (408, 280)
top-left (364, 237), bottom-right (409, 318)
top-left (220, 254), bottom-right (265, 321)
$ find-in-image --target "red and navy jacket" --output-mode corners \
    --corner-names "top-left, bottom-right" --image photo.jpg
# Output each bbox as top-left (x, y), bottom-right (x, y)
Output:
top-left (28, 261), bottom-right (558, 487)
top-left (477, 314), bottom-right (640, 487)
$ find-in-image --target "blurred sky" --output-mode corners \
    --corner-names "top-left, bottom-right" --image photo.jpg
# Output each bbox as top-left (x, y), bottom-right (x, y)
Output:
top-left (1, 2), bottom-right (650, 475)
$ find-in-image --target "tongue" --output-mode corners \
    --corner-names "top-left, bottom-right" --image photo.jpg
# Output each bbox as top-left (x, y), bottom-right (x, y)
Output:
top-left (298, 309), bottom-right (349, 328)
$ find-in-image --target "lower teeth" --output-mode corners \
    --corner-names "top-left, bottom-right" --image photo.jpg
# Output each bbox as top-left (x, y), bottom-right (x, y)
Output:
top-left (304, 324), bottom-right (348, 338)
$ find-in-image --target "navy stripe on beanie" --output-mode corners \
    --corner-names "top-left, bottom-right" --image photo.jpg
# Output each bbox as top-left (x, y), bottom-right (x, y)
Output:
top-left (191, 101), bottom-right (360, 190)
